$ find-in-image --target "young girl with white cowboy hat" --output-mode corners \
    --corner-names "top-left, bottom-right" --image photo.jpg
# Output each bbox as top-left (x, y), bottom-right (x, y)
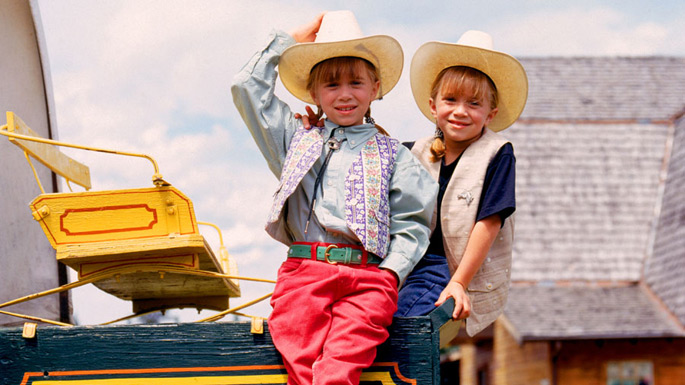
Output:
top-left (396, 30), bottom-right (528, 338)
top-left (232, 10), bottom-right (437, 384)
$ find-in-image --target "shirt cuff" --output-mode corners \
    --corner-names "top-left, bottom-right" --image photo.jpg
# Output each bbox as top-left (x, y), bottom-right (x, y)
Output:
top-left (379, 251), bottom-right (414, 287)
top-left (271, 29), bottom-right (296, 53)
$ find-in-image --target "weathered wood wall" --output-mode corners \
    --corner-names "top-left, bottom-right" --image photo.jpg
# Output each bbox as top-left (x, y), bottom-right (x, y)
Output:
top-left (488, 320), bottom-right (685, 385)
top-left (0, 0), bottom-right (63, 326)
top-left (555, 339), bottom-right (685, 385)
top-left (459, 340), bottom-right (494, 385)
top-left (493, 321), bottom-right (553, 385)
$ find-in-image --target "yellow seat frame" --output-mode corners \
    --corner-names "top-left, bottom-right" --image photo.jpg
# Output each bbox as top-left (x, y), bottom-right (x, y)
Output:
top-left (2, 111), bottom-right (241, 315)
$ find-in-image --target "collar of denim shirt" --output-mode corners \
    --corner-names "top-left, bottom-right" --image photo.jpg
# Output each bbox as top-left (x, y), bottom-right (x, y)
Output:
top-left (323, 119), bottom-right (379, 149)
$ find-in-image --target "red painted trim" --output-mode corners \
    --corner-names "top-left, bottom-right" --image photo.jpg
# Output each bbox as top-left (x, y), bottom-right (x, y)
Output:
top-left (371, 362), bottom-right (417, 385)
top-left (20, 365), bottom-right (288, 384)
top-left (30, 364), bottom-right (287, 376)
top-left (60, 204), bottom-right (158, 236)
top-left (20, 362), bottom-right (414, 384)
top-left (20, 372), bottom-right (39, 385)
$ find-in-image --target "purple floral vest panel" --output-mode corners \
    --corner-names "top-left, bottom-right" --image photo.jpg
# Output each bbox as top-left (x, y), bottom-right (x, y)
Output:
top-left (267, 127), bottom-right (324, 224)
top-left (345, 134), bottom-right (398, 258)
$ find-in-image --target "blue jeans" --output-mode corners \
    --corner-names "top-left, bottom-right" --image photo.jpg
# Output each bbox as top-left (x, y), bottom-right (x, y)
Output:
top-left (395, 253), bottom-right (451, 317)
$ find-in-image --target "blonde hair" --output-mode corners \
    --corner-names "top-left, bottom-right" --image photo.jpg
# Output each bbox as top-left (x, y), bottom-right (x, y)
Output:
top-left (430, 66), bottom-right (498, 161)
top-left (306, 57), bottom-right (389, 136)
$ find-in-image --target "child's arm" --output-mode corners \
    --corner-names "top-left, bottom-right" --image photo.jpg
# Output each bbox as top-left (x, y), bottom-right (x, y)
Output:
top-left (231, 31), bottom-right (296, 177)
top-left (435, 213), bottom-right (501, 320)
top-left (231, 14), bottom-right (323, 177)
top-left (380, 151), bottom-right (439, 286)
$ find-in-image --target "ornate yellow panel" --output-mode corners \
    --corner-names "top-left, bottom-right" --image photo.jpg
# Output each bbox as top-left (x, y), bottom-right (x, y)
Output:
top-left (30, 186), bottom-right (198, 248)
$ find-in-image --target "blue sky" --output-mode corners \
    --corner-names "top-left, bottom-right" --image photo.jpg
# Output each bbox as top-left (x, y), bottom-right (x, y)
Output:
top-left (34, 0), bottom-right (685, 324)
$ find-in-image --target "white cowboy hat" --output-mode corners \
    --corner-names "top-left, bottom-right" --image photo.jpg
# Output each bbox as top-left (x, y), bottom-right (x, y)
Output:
top-left (279, 10), bottom-right (403, 104)
top-left (410, 30), bottom-right (528, 131)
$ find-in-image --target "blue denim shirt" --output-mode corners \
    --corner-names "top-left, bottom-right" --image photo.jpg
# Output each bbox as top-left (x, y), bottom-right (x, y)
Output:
top-left (231, 30), bottom-right (437, 284)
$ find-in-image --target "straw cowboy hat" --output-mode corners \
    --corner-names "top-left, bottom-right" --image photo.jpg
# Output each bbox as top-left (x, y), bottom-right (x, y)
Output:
top-left (410, 30), bottom-right (528, 131)
top-left (279, 10), bottom-right (404, 104)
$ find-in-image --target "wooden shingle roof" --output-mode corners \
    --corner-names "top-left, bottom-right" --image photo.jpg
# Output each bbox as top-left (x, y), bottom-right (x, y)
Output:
top-left (498, 57), bottom-right (685, 339)
top-left (503, 285), bottom-right (684, 341)
top-left (645, 117), bottom-right (685, 327)
top-left (519, 57), bottom-right (685, 121)
top-left (505, 121), bottom-right (667, 282)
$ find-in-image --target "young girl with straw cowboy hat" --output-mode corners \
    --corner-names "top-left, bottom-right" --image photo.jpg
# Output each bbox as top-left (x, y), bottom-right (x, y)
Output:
top-left (396, 30), bottom-right (528, 337)
top-left (232, 10), bottom-right (437, 384)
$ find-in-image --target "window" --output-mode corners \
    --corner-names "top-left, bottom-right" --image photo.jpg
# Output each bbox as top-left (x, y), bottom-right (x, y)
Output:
top-left (607, 361), bottom-right (653, 385)
top-left (477, 367), bottom-right (488, 385)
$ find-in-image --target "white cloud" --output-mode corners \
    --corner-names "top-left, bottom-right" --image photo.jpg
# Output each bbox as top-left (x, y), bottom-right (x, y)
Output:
top-left (492, 7), bottom-right (673, 56)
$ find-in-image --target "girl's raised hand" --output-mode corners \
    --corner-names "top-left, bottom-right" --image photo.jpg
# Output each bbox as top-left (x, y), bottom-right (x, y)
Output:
top-left (435, 280), bottom-right (471, 320)
top-left (289, 12), bottom-right (326, 43)
top-left (294, 105), bottom-right (324, 129)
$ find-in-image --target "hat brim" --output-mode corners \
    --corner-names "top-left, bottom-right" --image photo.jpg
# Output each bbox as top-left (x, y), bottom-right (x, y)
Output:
top-left (410, 41), bottom-right (528, 131)
top-left (279, 35), bottom-right (404, 104)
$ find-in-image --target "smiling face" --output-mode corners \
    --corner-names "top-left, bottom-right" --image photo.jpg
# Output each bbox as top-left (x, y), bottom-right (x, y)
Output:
top-left (308, 57), bottom-right (380, 127)
top-left (430, 66), bottom-right (499, 149)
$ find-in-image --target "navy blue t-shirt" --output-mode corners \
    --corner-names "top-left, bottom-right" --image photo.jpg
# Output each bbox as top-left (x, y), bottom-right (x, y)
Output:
top-left (403, 142), bottom-right (516, 257)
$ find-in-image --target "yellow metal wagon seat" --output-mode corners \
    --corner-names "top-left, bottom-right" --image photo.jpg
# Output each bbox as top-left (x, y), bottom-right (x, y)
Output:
top-left (2, 111), bottom-right (240, 315)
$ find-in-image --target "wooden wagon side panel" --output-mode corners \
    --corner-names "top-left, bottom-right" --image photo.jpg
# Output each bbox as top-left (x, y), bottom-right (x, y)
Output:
top-left (0, 317), bottom-right (446, 385)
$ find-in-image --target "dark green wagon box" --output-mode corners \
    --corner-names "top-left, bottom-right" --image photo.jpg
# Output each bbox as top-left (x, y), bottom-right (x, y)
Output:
top-left (0, 300), bottom-right (458, 385)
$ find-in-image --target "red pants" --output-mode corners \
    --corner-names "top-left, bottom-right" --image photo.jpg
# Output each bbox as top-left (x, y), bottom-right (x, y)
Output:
top-left (269, 258), bottom-right (398, 385)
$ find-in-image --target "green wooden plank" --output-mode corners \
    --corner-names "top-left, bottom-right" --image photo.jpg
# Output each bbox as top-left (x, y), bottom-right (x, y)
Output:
top-left (0, 300), bottom-right (455, 384)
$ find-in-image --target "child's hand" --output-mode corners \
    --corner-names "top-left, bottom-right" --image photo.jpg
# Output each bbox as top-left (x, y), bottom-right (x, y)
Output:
top-left (289, 12), bottom-right (326, 43)
top-left (294, 106), bottom-right (324, 129)
top-left (435, 281), bottom-right (471, 320)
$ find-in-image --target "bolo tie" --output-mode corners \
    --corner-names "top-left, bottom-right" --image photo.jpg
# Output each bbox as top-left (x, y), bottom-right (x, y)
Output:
top-left (304, 129), bottom-right (346, 237)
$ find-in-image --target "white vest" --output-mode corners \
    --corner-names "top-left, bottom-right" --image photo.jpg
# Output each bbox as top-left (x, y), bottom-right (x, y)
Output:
top-left (412, 129), bottom-right (514, 336)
